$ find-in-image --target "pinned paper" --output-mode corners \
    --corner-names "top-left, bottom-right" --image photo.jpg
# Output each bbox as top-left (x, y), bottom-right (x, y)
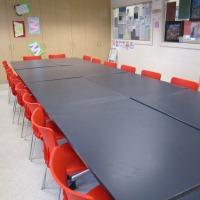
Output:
top-left (13, 21), bottom-right (25, 37)
top-left (28, 17), bottom-right (40, 34)
top-left (14, 2), bottom-right (30, 16)
top-left (28, 40), bottom-right (44, 56)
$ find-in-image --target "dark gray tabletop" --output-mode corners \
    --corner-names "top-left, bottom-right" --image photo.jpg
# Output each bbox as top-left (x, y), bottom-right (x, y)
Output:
top-left (11, 59), bottom-right (58, 70)
top-left (25, 78), bottom-right (127, 113)
top-left (15, 66), bottom-right (82, 83)
top-left (49, 98), bottom-right (200, 200)
top-left (49, 57), bottom-right (87, 66)
top-left (132, 89), bottom-right (200, 131)
top-left (87, 73), bottom-right (186, 97)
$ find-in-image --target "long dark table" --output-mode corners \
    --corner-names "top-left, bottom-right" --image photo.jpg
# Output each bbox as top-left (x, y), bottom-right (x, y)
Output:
top-left (87, 73), bottom-right (200, 131)
top-left (15, 66), bottom-right (82, 83)
top-left (87, 73), bottom-right (186, 97)
top-left (12, 58), bottom-right (200, 200)
top-left (11, 59), bottom-right (58, 70)
top-left (132, 89), bottom-right (200, 131)
top-left (14, 59), bottom-right (123, 83)
top-left (25, 78), bottom-right (127, 113)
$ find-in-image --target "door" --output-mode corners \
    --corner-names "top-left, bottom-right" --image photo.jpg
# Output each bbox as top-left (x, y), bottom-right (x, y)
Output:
top-left (56, 0), bottom-right (73, 57)
top-left (85, 0), bottom-right (99, 59)
top-left (40, 0), bottom-right (58, 58)
top-left (97, 0), bottom-right (111, 61)
top-left (70, 0), bottom-right (86, 58)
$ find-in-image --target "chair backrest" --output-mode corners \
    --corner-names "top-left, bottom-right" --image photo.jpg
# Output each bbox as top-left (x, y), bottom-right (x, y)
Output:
top-left (22, 92), bottom-right (41, 121)
top-left (2, 60), bottom-right (9, 69)
top-left (23, 56), bottom-right (42, 61)
top-left (48, 54), bottom-right (66, 59)
top-left (15, 82), bottom-right (28, 106)
top-left (32, 108), bottom-right (58, 167)
top-left (121, 65), bottom-right (136, 73)
top-left (141, 70), bottom-right (161, 80)
top-left (83, 55), bottom-right (91, 61)
top-left (50, 145), bottom-right (93, 200)
top-left (2, 60), bottom-right (7, 66)
top-left (9, 75), bottom-right (21, 96)
top-left (5, 66), bottom-right (13, 74)
top-left (103, 61), bottom-right (117, 68)
top-left (50, 145), bottom-right (112, 200)
top-left (171, 77), bottom-right (199, 91)
top-left (91, 58), bottom-right (101, 64)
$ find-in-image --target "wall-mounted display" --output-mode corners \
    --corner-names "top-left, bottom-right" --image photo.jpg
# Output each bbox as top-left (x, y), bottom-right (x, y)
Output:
top-left (112, 2), bottom-right (152, 41)
top-left (28, 40), bottom-right (44, 56)
top-left (14, 2), bottom-right (30, 16)
top-left (190, 0), bottom-right (200, 21)
top-left (28, 17), bottom-right (40, 34)
top-left (165, 21), bottom-right (184, 42)
top-left (164, 0), bottom-right (200, 44)
top-left (13, 21), bottom-right (25, 37)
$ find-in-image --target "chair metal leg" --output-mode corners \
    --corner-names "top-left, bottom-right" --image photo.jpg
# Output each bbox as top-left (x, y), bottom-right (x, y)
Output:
top-left (8, 87), bottom-right (11, 104)
top-left (30, 135), bottom-right (36, 162)
top-left (12, 97), bottom-right (17, 123)
top-left (24, 120), bottom-right (30, 140)
top-left (58, 187), bottom-right (61, 200)
top-left (12, 96), bottom-right (16, 112)
top-left (29, 133), bottom-right (34, 160)
top-left (41, 166), bottom-right (48, 190)
top-left (69, 169), bottom-right (90, 182)
top-left (21, 114), bottom-right (25, 138)
top-left (17, 106), bottom-right (22, 124)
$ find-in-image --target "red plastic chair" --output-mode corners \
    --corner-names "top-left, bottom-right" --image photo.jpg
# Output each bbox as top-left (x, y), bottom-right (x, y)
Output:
top-left (48, 54), bottom-right (66, 59)
top-left (171, 77), bottom-right (199, 91)
top-left (103, 61), bottom-right (117, 68)
top-left (2, 60), bottom-right (8, 66)
top-left (23, 56), bottom-right (42, 61)
top-left (2, 60), bottom-right (9, 69)
top-left (121, 65), bottom-right (136, 73)
top-left (141, 70), bottom-right (161, 80)
top-left (32, 108), bottom-right (87, 190)
top-left (4, 67), bottom-right (14, 102)
top-left (14, 82), bottom-right (28, 124)
top-left (83, 55), bottom-right (91, 61)
top-left (50, 145), bottom-right (112, 200)
top-left (91, 58), bottom-right (101, 64)
top-left (8, 74), bottom-right (22, 122)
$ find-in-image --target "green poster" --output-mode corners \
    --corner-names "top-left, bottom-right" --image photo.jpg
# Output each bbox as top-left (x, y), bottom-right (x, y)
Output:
top-left (27, 40), bottom-right (44, 56)
top-left (178, 0), bottom-right (191, 20)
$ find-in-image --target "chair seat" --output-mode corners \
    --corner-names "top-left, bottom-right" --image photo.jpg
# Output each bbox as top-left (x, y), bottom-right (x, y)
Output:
top-left (46, 121), bottom-right (65, 140)
top-left (64, 143), bottom-right (87, 174)
top-left (87, 185), bottom-right (112, 200)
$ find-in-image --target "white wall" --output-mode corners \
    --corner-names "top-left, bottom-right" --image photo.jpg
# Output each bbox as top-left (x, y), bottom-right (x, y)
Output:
top-left (111, 0), bottom-right (200, 83)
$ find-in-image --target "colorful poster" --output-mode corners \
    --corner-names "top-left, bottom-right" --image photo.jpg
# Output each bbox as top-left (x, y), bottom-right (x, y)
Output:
top-left (178, 0), bottom-right (191, 20)
top-left (14, 2), bottom-right (30, 16)
top-left (118, 7), bottom-right (126, 24)
top-left (13, 21), bottom-right (25, 37)
top-left (112, 40), bottom-right (134, 50)
top-left (28, 17), bottom-right (40, 34)
top-left (27, 40), bottom-right (44, 56)
top-left (166, 2), bottom-right (176, 21)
